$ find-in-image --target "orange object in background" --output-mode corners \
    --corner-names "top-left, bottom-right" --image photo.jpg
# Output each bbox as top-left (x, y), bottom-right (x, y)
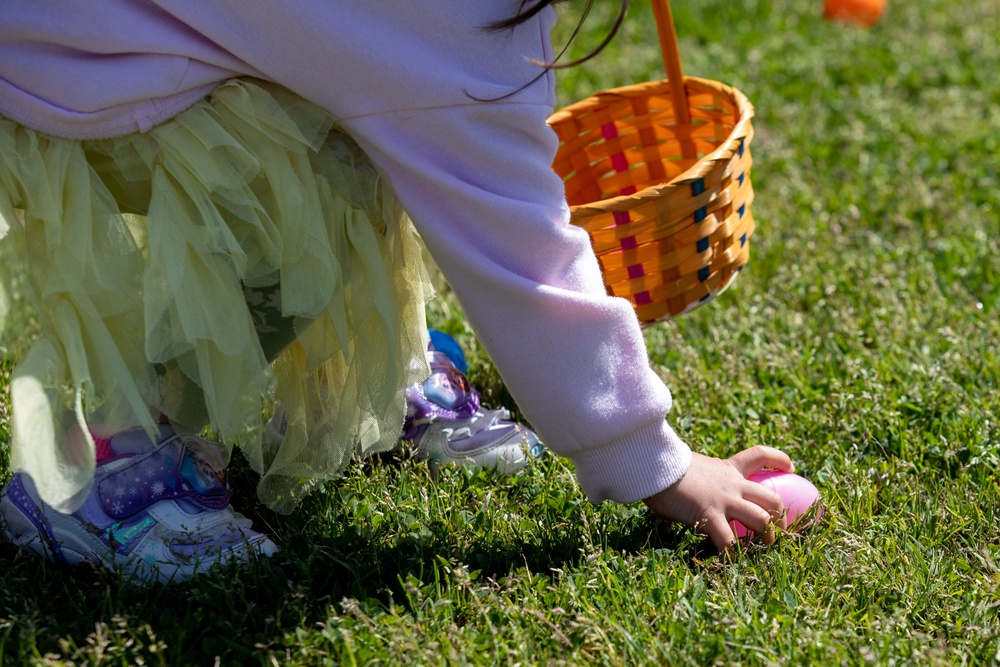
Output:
top-left (823, 0), bottom-right (887, 26)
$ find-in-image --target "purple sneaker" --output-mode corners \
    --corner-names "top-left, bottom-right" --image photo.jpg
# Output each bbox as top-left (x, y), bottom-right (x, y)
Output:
top-left (0, 425), bottom-right (276, 583)
top-left (402, 350), bottom-right (545, 474)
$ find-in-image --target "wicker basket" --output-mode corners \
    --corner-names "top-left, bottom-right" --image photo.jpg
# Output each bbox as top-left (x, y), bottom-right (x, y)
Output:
top-left (548, 0), bottom-right (755, 324)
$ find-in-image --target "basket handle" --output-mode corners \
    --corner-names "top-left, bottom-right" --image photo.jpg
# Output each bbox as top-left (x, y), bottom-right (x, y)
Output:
top-left (651, 0), bottom-right (691, 125)
top-left (651, 0), bottom-right (697, 162)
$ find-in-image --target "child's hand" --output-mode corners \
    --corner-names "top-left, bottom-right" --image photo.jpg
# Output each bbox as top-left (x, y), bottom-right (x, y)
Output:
top-left (642, 446), bottom-right (794, 552)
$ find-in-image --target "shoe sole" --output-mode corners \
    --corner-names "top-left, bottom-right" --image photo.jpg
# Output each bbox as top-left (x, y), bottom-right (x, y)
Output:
top-left (0, 475), bottom-right (101, 567)
top-left (419, 427), bottom-right (545, 475)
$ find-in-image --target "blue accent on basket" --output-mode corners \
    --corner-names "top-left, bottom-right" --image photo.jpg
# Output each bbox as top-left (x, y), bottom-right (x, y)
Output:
top-left (692, 175), bottom-right (709, 293)
top-left (700, 293), bottom-right (712, 302)
top-left (738, 204), bottom-right (746, 218)
top-left (740, 232), bottom-right (747, 247)
top-left (691, 179), bottom-right (707, 223)
top-left (738, 139), bottom-right (745, 157)
top-left (698, 266), bottom-right (711, 282)
top-left (739, 172), bottom-right (745, 186)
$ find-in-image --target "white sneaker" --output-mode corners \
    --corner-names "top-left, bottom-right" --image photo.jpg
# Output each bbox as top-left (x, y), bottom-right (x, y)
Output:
top-left (0, 425), bottom-right (277, 583)
top-left (401, 349), bottom-right (545, 474)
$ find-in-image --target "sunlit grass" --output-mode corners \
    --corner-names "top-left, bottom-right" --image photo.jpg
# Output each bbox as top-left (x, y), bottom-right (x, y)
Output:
top-left (1, 0), bottom-right (998, 664)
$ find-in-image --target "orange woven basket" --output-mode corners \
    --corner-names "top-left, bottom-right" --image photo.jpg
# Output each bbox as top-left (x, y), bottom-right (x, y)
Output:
top-left (548, 0), bottom-right (755, 324)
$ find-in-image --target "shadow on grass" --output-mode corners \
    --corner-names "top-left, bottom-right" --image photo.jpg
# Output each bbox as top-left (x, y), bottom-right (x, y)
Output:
top-left (0, 452), bottom-right (704, 663)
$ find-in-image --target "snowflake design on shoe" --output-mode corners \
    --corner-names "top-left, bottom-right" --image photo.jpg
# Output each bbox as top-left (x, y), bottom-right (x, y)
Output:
top-left (0, 425), bottom-right (277, 583)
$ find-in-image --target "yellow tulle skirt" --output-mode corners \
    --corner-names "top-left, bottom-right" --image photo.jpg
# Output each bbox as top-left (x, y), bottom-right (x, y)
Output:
top-left (0, 79), bottom-right (432, 513)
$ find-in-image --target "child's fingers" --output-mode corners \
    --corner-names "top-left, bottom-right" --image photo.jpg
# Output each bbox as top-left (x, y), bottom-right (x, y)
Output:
top-left (728, 445), bottom-right (794, 476)
top-left (697, 513), bottom-right (737, 553)
top-left (730, 500), bottom-right (776, 537)
top-left (741, 482), bottom-right (788, 530)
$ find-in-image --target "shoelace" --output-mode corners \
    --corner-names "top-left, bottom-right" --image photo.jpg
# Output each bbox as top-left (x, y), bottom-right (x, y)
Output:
top-left (448, 407), bottom-right (513, 438)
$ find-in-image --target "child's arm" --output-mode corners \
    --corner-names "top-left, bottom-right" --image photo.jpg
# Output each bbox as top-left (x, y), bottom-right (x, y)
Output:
top-left (142, 0), bottom-right (793, 537)
top-left (346, 103), bottom-right (794, 549)
top-left (343, 102), bottom-right (691, 505)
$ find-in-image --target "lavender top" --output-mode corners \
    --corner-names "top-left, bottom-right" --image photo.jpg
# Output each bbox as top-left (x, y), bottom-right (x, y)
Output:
top-left (0, 0), bottom-right (692, 503)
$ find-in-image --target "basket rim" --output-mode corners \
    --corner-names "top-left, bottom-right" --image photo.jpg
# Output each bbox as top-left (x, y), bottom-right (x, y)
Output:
top-left (548, 76), bottom-right (755, 218)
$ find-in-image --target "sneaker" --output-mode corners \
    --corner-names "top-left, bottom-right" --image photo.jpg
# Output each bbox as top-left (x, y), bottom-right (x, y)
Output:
top-left (402, 345), bottom-right (545, 474)
top-left (0, 425), bottom-right (277, 583)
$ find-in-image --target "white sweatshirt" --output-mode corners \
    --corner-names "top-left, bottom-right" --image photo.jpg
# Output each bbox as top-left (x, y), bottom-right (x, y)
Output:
top-left (0, 0), bottom-right (692, 503)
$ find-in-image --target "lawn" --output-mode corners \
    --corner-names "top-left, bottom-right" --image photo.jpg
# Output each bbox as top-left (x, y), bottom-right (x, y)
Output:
top-left (1, 0), bottom-right (998, 664)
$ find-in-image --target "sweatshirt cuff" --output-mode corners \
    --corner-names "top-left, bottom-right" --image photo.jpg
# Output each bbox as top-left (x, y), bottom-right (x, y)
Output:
top-left (570, 419), bottom-right (692, 504)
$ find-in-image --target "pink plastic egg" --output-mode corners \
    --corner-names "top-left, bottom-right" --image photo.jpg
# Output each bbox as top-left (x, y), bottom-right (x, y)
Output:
top-left (731, 470), bottom-right (821, 539)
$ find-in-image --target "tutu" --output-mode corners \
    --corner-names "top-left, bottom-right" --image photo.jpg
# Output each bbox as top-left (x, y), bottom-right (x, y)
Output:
top-left (0, 79), bottom-right (432, 513)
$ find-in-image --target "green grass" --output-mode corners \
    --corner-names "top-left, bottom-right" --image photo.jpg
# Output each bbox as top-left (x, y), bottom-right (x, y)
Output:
top-left (2, 0), bottom-right (1000, 664)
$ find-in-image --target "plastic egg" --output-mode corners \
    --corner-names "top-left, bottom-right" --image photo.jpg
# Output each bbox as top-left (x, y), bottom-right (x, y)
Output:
top-left (731, 470), bottom-right (821, 539)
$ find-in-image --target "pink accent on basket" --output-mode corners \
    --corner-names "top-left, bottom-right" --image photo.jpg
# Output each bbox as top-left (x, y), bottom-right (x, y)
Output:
top-left (634, 291), bottom-right (652, 305)
top-left (601, 122), bottom-right (624, 157)
top-left (628, 264), bottom-right (645, 279)
top-left (600, 121), bottom-right (645, 253)
top-left (610, 152), bottom-right (629, 173)
top-left (601, 121), bottom-right (639, 227)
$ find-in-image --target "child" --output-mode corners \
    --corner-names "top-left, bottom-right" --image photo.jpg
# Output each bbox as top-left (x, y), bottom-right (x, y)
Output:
top-left (0, 0), bottom-right (792, 582)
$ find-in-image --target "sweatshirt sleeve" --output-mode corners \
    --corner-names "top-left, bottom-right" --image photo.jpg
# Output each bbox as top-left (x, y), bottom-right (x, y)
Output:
top-left (43, 0), bottom-right (695, 503)
top-left (340, 102), bottom-right (692, 504)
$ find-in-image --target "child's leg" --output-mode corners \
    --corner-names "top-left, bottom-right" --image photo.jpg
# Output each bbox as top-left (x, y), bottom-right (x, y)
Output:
top-left (0, 263), bottom-right (294, 583)
top-left (0, 424), bottom-right (277, 583)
